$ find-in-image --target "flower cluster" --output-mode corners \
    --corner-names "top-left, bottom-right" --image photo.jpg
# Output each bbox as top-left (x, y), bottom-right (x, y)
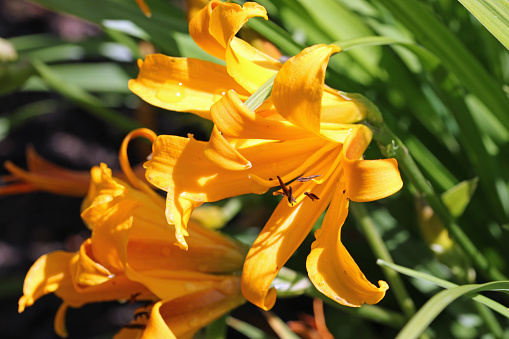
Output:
top-left (130, 0), bottom-right (403, 311)
top-left (12, 1), bottom-right (404, 337)
top-left (17, 130), bottom-right (246, 338)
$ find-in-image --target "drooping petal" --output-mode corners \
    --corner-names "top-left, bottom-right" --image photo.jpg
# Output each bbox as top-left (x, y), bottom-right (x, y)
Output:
top-left (241, 170), bottom-right (339, 310)
top-left (272, 44), bottom-right (341, 133)
top-left (211, 89), bottom-right (313, 140)
top-left (344, 158), bottom-right (403, 202)
top-left (18, 251), bottom-right (75, 313)
top-left (128, 54), bottom-right (250, 119)
top-left (341, 124), bottom-right (403, 202)
top-left (307, 179), bottom-right (389, 307)
top-left (54, 303), bottom-right (69, 338)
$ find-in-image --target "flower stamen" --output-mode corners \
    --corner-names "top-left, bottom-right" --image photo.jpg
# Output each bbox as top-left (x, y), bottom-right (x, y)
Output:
top-left (304, 192), bottom-right (320, 201)
top-left (297, 175), bottom-right (321, 182)
top-left (276, 175), bottom-right (296, 205)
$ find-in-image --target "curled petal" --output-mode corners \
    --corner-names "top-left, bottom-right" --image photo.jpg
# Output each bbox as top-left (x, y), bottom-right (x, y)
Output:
top-left (345, 158), bottom-right (403, 202)
top-left (209, 2), bottom-right (267, 50)
top-left (225, 38), bottom-right (280, 93)
top-left (211, 89), bottom-right (312, 140)
top-left (204, 126), bottom-right (252, 170)
top-left (307, 182), bottom-right (389, 307)
top-left (242, 171), bottom-right (339, 310)
top-left (128, 54), bottom-right (250, 119)
top-left (273, 45), bottom-right (341, 133)
top-left (189, 0), bottom-right (225, 60)
top-left (54, 303), bottom-right (69, 338)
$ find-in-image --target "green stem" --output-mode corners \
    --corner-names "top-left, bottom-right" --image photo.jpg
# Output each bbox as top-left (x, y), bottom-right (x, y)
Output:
top-left (472, 302), bottom-right (504, 339)
top-left (350, 202), bottom-right (416, 319)
top-left (305, 288), bottom-right (406, 328)
top-left (370, 122), bottom-right (506, 282)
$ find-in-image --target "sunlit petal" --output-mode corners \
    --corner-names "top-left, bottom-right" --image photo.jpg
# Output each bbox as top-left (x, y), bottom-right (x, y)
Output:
top-left (204, 125), bottom-right (252, 170)
top-left (188, 0), bottom-right (225, 60)
top-left (128, 54), bottom-right (250, 119)
top-left (242, 171), bottom-right (339, 310)
top-left (273, 45), bottom-right (341, 133)
top-left (345, 158), bottom-right (403, 202)
top-left (211, 89), bottom-right (313, 140)
top-left (307, 180), bottom-right (389, 306)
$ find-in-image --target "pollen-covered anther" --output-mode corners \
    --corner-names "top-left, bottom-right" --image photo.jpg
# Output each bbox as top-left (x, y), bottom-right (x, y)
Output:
top-left (276, 175), bottom-right (296, 205)
top-left (297, 175), bottom-right (321, 182)
top-left (304, 192), bottom-right (320, 201)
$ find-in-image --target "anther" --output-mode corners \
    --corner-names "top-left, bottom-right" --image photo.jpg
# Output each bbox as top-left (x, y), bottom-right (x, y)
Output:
top-left (122, 324), bottom-right (146, 330)
top-left (297, 175), bottom-right (321, 182)
top-left (134, 311), bottom-right (150, 320)
top-left (276, 176), bottom-right (296, 205)
top-left (304, 192), bottom-right (320, 201)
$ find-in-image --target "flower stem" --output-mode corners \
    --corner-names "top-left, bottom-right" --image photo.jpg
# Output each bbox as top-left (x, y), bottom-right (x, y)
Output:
top-left (350, 202), bottom-right (416, 319)
top-left (369, 120), bottom-right (507, 282)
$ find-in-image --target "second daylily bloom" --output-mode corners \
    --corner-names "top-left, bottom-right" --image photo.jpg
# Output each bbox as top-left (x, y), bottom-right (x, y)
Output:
top-left (19, 129), bottom-right (247, 337)
top-left (143, 44), bottom-right (403, 310)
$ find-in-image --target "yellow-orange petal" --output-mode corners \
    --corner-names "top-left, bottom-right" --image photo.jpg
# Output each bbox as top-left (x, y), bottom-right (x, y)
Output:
top-left (189, 0), bottom-right (226, 60)
top-left (209, 2), bottom-right (267, 49)
top-left (307, 181), bottom-right (389, 307)
top-left (186, 0), bottom-right (210, 22)
top-left (143, 279), bottom-right (245, 339)
top-left (241, 171), bottom-right (339, 310)
top-left (225, 38), bottom-right (280, 94)
top-left (273, 44), bottom-right (341, 133)
top-left (54, 303), bottom-right (69, 338)
top-left (321, 87), bottom-right (365, 124)
top-left (345, 158), bottom-right (403, 202)
top-left (210, 90), bottom-right (312, 140)
top-left (18, 251), bottom-right (75, 313)
top-left (128, 54), bottom-right (250, 119)
top-left (204, 125), bottom-right (252, 170)
top-left (74, 239), bottom-right (114, 287)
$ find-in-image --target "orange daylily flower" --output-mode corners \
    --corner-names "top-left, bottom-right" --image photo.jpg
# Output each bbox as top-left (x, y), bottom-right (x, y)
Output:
top-left (1, 146), bottom-right (90, 197)
top-left (135, 0), bottom-right (151, 17)
top-left (115, 278), bottom-right (245, 339)
top-left (143, 44), bottom-right (403, 310)
top-left (19, 129), bottom-right (246, 337)
top-left (129, 1), bottom-right (361, 122)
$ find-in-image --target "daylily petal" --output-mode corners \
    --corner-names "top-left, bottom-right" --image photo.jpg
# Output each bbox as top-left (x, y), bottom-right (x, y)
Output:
top-left (225, 37), bottom-right (280, 93)
top-left (307, 180), bottom-right (389, 306)
top-left (209, 2), bottom-right (267, 51)
top-left (145, 279), bottom-right (244, 339)
top-left (204, 125), bottom-right (252, 170)
top-left (144, 134), bottom-right (329, 247)
top-left (128, 54), bottom-right (250, 120)
top-left (242, 170), bottom-right (339, 310)
top-left (54, 303), bottom-right (69, 338)
top-left (74, 239), bottom-right (114, 286)
top-left (190, 1), bottom-right (267, 60)
top-left (211, 89), bottom-right (313, 140)
top-left (273, 44), bottom-right (341, 133)
top-left (18, 251), bottom-right (75, 313)
top-left (189, 0), bottom-right (227, 60)
top-left (345, 158), bottom-right (403, 202)
top-left (321, 87), bottom-right (365, 124)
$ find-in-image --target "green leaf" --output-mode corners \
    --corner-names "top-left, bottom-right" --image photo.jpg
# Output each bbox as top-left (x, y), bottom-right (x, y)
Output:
top-left (380, 0), bottom-right (509, 135)
top-left (396, 281), bottom-right (509, 339)
top-left (378, 260), bottom-right (509, 320)
top-left (30, 58), bottom-right (140, 132)
top-left (442, 178), bottom-right (479, 218)
top-left (457, 0), bottom-right (509, 50)
top-left (0, 59), bottom-right (34, 95)
top-left (226, 317), bottom-right (275, 339)
top-left (272, 267), bottom-right (312, 298)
